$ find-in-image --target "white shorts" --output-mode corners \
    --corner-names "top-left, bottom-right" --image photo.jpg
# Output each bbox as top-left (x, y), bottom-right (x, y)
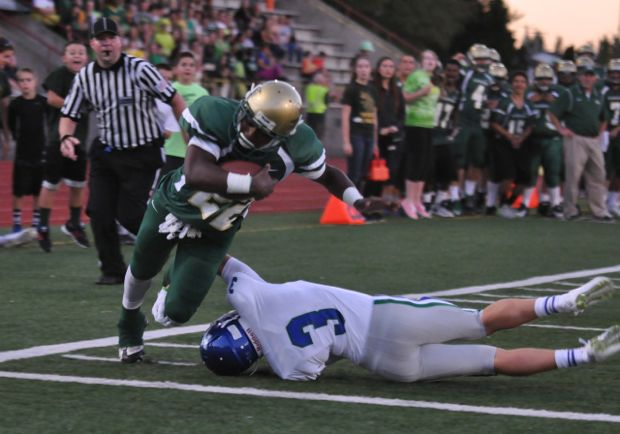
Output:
top-left (359, 297), bottom-right (496, 382)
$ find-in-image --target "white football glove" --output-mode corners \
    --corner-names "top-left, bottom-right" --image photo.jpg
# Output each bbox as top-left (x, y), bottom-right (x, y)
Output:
top-left (158, 213), bottom-right (202, 240)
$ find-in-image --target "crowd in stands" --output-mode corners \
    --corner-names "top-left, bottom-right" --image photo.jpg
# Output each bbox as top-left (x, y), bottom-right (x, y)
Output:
top-left (32, 0), bottom-right (303, 98)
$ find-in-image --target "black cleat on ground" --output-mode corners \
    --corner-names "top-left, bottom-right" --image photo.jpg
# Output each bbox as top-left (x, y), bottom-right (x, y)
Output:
top-left (95, 274), bottom-right (124, 285)
top-left (485, 206), bottom-right (497, 216)
top-left (61, 221), bottom-right (90, 248)
top-left (37, 227), bottom-right (52, 253)
top-left (537, 201), bottom-right (551, 217)
top-left (119, 346), bottom-right (145, 363)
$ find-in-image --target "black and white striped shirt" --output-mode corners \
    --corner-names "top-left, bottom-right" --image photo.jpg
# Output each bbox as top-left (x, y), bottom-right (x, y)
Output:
top-left (61, 53), bottom-right (176, 150)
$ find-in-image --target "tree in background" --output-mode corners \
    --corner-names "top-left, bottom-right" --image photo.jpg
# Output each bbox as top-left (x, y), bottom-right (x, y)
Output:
top-left (333, 0), bottom-right (517, 64)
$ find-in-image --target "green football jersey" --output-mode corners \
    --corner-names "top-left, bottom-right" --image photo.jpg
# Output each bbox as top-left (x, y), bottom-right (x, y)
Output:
top-left (526, 85), bottom-right (563, 138)
top-left (603, 86), bottom-right (620, 129)
top-left (154, 95), bottom-right (326, 232)
top-left (458, 69), bottom-right (494, 125)
top-left (432, 87), bottom-right (460, 145)
top-left (491, 96), bottom-right (537, 141)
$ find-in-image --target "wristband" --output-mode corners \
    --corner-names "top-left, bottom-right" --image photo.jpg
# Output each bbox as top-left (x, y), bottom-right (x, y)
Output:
top-left (226, 172), bottom-right (252, 194)
top-left (342, 186), bottom-right (363, 206)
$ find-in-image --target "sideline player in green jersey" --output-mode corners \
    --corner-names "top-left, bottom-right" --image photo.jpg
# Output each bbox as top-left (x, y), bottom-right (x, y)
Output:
top-left (457, 44), bottom-right (494, 213)
top-left (526, 64), bottom-right (565, 219)
top-left (602, 59), bottom-right (620, 217)
top-left (117, 81), bottom-right (384, 362)
top-left (556, 60), bottom-right (577, 89)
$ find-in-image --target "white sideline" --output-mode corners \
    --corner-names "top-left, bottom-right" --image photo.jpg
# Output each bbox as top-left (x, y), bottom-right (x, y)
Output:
top-left (0, 324), bottom-right (210, 363)
top-left (405, 264), bottom-right (620, 297)
top-left (0, 371), bottom-right (619, 423)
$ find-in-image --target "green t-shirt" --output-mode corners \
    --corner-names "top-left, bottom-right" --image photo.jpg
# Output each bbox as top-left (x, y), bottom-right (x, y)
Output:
top-left (404, 70), bottom-right (439, 128)
top-left (550, 84), bottom-right (604, 137)
top-left (164, 81), bottom-right (209, 158)
top-left (156, 96), bottom-right (326, 232)
top-left (305, 83), bottom-right (329, 115)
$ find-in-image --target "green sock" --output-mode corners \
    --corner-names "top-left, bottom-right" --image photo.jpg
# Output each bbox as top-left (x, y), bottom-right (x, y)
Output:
top-left (117, 308), bottom-right (146, 347)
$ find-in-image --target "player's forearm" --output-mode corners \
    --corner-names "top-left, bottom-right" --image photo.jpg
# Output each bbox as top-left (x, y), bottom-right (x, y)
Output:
top-left (183, 146), bottom-right (231, 193)
top-left (47, 91), bottom-right (65, 109)
top-left (315, 164), bottom-right (363, 206)
top-left (59, 116), bottom-right (78, 139)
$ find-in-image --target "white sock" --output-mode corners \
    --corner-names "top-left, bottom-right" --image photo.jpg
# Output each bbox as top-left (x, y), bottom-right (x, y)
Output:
top-left (486, 182), bottom-right (499, 207)
top-left (122, 267), bottom-right (152, 310)
top-left (522, 187), bottom-right (534, 208)
top-left (608, 191), bottom-right (618, 209)
top-left (423, 192), bottom-right (434, 204)
top-left (554, 347), bottom-right (591, 368)
top-left (449, 185), bottom-right (460, 201)
top-left (435, 191), bottom-right (448, 204)
top-left (465, 180), bottom-right (477, 196)
top-left (549, 187), bottom-right (562, 206)
top-left (539, 192), bottom-right (550, 203)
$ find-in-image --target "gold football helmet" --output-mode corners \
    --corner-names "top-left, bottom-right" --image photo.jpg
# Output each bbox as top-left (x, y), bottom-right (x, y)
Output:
top-left (576, 43), bottom-right (595, 58)
top-left (556, 60), bottom-right (577, 74)
top-left (488, 62), bottom-right (508, 80)
top-left (607, 58), bottom-right (620, 84)
top-left (534, 64), bottom-right (555, 80)
top-left (237, 80), bottom-right (303, 150)
top-left (488, 48), bottom-right (501, 63)
top-left (467, 43), bottom-right (490, 62)
top-left (575, 56), bottom-right (596, 73)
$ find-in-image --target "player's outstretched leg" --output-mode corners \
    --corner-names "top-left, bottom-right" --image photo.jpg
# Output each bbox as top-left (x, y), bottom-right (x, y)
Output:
top-left (494, 324), bottom-right (620, 375)
top-left (481, 277), bottom-right (615, 335)
top-left (535, 276), bottom-right (615, 316)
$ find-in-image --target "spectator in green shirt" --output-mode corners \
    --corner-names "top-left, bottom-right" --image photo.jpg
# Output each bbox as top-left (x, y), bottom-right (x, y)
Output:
top-left (401, 50), bottom-right (440, 219)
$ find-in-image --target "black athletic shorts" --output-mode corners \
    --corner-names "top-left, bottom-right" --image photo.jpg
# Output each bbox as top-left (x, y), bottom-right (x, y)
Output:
top-left (13, 162), bottom-right (43, 197)
top-left (42, 141), bottom-right (87, 186)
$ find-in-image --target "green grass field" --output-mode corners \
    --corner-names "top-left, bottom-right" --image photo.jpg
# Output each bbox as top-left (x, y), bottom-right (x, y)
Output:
top-left (1, 212), bottom-right (620, 433)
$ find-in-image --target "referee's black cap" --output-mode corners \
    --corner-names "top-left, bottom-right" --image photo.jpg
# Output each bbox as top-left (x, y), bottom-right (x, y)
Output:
top-left (91, 18), bottom-right (119, 38)
top-left (0, 37), bottom-right (14, 52)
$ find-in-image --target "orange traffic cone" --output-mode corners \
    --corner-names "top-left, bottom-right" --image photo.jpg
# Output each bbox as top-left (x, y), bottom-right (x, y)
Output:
top-left (320, 195), bottom-right (366, 225)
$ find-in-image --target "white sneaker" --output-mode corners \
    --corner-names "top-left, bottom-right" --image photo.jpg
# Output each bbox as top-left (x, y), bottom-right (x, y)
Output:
top-left (2, 228), bottom-right (37, 247)
top-left (433, 204), bottom-right (455, 218)
top-left (608, 205), bottom-right (620, 218)
top-left (565, 277), bottom-right (615, 314)
top-left (498, 204), bottom-right (517, 219)
top-left (584, 325), bottom-right (620, 362)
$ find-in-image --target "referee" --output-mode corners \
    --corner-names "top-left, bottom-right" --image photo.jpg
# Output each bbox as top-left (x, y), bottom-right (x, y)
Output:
top-left (59, 18), bottom-right (186, 284)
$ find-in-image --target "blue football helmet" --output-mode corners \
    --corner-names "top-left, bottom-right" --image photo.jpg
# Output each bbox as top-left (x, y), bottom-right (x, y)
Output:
top-left (200, 311), bottom-right (262, 376)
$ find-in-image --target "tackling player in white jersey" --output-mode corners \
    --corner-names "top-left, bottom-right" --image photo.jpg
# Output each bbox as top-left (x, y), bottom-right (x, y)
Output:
top-left (199, 256), bottom-right (620, 382)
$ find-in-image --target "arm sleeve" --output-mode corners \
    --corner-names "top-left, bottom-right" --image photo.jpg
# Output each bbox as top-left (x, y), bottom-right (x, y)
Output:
top-left (137, 61), bottom-right (176, 103)
top-left (221, 257), bottom-right (266, 286)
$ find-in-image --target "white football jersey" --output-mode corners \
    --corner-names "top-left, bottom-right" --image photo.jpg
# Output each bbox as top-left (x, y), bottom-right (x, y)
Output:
top-left (222, 259), bottom-right (373, 381)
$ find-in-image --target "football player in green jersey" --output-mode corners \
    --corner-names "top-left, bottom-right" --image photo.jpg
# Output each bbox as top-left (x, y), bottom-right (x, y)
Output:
top-left (483, 62), bottom-right (510, 215)
top-left (603, 59), bottom-right (620, 217)
top-left (117, 80), bottom-right (384, 363)
top-left (457, 44), bottom-right (494, 213)
top-left (490, 71), bottom-right (537, 219)
top-left (526, 63), bottom-right (565, 219)
top-left (556, 60), bottom-right (577, 89)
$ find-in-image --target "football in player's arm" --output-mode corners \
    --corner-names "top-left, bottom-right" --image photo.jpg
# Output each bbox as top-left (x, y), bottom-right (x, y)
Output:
top-left (199, 255), bottom-right (619, 382)
top-left (117, 81), bottom-right (384, 363)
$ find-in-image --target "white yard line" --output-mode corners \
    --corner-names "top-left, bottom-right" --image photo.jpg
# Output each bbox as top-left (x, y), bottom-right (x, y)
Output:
top-left (554, 281), bottom-right (583, 287)
top-left (0, 371), bottom-right (618, 423)
top-left (523, 324), bottom-right (605, 332)
top-left (62, 354), bottom-right (197, 366)
top-left (146, 342), bottom-right (198, 349)
top-left (0, 324), bottom-right (210, 363)
top-left (403, 264), bottom-right (620, 298)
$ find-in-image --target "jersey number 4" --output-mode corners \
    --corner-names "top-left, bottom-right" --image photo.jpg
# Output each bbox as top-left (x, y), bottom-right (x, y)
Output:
top-left (286, 308), bottom-right (346, 348)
